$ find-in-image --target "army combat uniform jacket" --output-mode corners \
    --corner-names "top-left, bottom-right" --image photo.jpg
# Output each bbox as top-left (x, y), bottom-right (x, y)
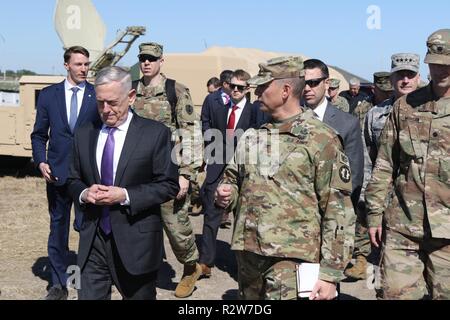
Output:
top-left (132, 74), bottom-right (201, 180)
top-left (221, 109), bottom-right (356, 283)
top-left (366, 84), bottom-right (450, 239)
top-left (330, 96), bottom-right (350, 113)
top-left (361, 96), bottom-right (395, 194)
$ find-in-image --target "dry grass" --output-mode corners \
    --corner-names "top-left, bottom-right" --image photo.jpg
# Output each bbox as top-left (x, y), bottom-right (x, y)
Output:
top-left (0, 175), bottom-right (375, 300)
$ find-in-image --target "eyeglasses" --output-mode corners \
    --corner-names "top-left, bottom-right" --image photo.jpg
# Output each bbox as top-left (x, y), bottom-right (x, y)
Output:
top-left (229, 83), bottom-right (248, 92)
top-left (139, 55), bottom-right (159, 63)
top-left (305, 77), bottom-right (327, 88)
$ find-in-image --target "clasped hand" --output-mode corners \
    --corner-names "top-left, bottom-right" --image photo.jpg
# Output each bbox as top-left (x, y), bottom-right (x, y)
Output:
top-left (82, 184), bottom-right (126, 206)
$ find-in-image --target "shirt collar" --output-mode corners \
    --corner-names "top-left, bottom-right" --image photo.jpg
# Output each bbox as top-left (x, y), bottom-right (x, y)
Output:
top-left (232, 97), bottom-right (247, 109)
top-left (309, 97), bottom-right (328, 121)
top-left (65, 79), bottom-right (86, 91)
top-left (101, 109), bottom-right (134, 133)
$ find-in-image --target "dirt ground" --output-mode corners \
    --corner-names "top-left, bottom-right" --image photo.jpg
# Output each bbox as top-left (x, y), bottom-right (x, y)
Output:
top-left (0, 172), bottom-right (376, 300)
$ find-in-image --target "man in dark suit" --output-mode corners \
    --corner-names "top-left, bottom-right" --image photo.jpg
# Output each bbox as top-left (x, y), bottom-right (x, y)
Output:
top-left (31, 46), bottom-right (99, 300)
top-left (67, 66), bottom-right (179, 300)
top-left (199, 69), bottom-right (258, 276)
top-left (302, 59), bottom-right (364, 206)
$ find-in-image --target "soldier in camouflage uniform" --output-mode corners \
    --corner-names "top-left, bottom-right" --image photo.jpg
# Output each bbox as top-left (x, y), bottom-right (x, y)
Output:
top-left (352, 72), bottom-right (393, 129)
top-left (132, 42), bottom-right (202, 298)
top-left (349, 57), bottom-right (420, 280)
top-left (328, 78), bottom-right (350, 112)
top-left (364, 54), bottom-right (421, 187)
top-left (366, 29), bottom-right (450, 299)
top-left (215, 56), bottom-right (355, 300)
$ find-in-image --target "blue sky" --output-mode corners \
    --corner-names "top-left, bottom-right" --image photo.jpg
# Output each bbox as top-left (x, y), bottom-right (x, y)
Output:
top-left (0, 0), bottom-right (448, 80)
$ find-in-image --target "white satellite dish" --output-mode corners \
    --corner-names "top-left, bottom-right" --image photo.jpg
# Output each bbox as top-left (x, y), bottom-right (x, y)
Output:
top-left (54, 0), bottom-right (106, 64)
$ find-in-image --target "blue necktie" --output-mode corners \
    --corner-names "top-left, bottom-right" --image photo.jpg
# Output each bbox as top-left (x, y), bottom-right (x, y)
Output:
top-left (69, 87), bottom-right (79, 132)
top-left (100, 127), bottom-right (116, 235)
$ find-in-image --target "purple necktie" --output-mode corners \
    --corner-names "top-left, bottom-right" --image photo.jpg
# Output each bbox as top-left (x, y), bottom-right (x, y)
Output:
top-left (100, 127), bottom-right (116, 235)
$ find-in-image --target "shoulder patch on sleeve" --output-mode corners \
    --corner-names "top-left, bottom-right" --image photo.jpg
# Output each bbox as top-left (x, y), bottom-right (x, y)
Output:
top-left (330, 151), bottom-right (352, 193)
top-left (185, 104), bottom-right (194, 115)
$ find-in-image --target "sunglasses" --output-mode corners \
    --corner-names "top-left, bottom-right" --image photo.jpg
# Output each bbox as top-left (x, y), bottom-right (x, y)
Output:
top-left (305, 77), bottom-right (327, 88)
top-left (229, 83), bottom-right (248, 92)
top-left (139, 55), bottom-right (159, 63)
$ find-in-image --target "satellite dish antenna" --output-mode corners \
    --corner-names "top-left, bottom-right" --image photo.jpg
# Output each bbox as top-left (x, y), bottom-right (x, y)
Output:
top-left (54, 0), bottom-right (145, 76)
top-left (54, 0), bottom-right (106, 64)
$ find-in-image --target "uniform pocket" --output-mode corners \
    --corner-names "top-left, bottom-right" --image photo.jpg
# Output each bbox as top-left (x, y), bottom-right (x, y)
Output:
top-left (439, 159), bottom-right (450, 184)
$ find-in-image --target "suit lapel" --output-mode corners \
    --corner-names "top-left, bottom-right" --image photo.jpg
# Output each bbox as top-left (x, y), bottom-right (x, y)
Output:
top-left (89, 121), bottom-right (102, 184)
top-left (114, 115), bottom-right (142, 186)
top-left (55, 81), bottom-right (70, 131)
top-left (76, 82), bottom-right (95, 127)
top-left (323, 103), bottom-right (336, 125)
top-left (216, 94), bottom-right (229, 134)
top-left (236, 101), bottom-right (252, 130)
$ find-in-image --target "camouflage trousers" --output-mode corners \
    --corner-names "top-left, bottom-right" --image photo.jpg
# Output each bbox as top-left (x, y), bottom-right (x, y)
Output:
top-left (353, 208), bottom-right (371, 257)
top-left (235, 251), bottom-right (299, 300)
top-left (189, 168), bottom-right (205, 210)
top-left (380, 230), bottom-right (450, 300)
top-left (161, 193), bottom-right (199, 265)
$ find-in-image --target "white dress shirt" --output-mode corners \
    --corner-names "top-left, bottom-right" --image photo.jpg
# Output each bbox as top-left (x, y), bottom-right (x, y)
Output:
top-left (227, 97), bottom-right (247, 130)
top-left (311, 97), bottom-right (328, 122)
top-left (80, 110), bottom-right (133, 205)
top-left (64, 79), bottom-right (86, 123)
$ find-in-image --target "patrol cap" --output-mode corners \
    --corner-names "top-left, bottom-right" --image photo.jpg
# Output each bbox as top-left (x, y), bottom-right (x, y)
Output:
top-left (391, 53), bottom-right (420, 73)
top-left (424, 29), bottom-right (450, 65)
top-left (247, 56), bottom-right (305, 86)
top-left (373, 72), bottom-right (393, 92)
top-left (138, 42), bottom-right (163, 58)
top-left (329, 78), bottom-right (340, 88)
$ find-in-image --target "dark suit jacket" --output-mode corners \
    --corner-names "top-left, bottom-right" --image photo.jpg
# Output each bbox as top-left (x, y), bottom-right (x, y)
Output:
top-left (201, 91), bottom-right (256, 184)
top-left (323, 103), bottom-right (364, 201)
top-left (31, 81), bottom-right (99, 186)
top-left (67, 114), bottom-right (179, 275)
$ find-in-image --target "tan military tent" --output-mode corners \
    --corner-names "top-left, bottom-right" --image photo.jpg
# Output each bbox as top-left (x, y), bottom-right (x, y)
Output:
top-left (132, 46), bottom-right (350, 107)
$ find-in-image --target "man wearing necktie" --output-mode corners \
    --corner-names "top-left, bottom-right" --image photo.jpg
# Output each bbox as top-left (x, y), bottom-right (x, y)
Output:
top-left (199, 69), bottom-right (260, 276)
top-left (31, 46), bottom-right (99, 300)
top-left (67, 66), bottom-right (179, 300)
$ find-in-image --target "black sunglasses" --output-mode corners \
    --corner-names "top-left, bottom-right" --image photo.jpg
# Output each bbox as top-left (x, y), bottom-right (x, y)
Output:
top-left (139, 55), bottom-right (159, 63)
top-left (229, 83), bottom-right (248, 92)
top-left (305, 77), bottom-right (327, 88)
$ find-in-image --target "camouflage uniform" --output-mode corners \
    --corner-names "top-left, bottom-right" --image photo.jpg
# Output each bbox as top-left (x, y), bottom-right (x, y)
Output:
top-left (133, 73), bottom-right (201, 265)
top-left (221, 108), bottom-right (355, 300)
top-left (366, 82), bottom-right (450, 299)
top-left (330, 96), bottom-right (350, 113)
top-left (352, 100), bottom-right (373, 130)
top-left (351, 97), bottom-right (396, 268)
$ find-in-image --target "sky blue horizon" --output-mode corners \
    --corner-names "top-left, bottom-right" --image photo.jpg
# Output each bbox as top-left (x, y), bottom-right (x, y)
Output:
top-left (0, 0), bottom-right (448, 81)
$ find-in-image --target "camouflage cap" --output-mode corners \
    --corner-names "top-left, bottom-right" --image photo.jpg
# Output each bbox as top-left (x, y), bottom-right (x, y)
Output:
top-left (247, 56), bottom-right (305, 86)
top-left (138, 42), bottom-right (163, 58)
top-left (391, 53), bottom-right (420, 73)
top-left (329, 78), bottom-right (341, 88)
top-left (373, 71), bottom-right (393, 92)
top-left (424, 29), bottom-right (450, 65)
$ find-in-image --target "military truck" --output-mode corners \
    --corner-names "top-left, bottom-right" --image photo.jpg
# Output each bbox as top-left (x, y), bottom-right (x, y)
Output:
top-left (0, 76), bottom-right (64, 159)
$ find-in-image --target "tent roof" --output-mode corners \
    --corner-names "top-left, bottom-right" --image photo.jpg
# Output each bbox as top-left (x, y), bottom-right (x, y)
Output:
top-left (132, 46), bottom-right (354, 106)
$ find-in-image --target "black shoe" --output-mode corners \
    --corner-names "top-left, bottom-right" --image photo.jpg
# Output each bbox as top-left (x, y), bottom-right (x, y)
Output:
top-left (45, 286), bottom-right (68, 300)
